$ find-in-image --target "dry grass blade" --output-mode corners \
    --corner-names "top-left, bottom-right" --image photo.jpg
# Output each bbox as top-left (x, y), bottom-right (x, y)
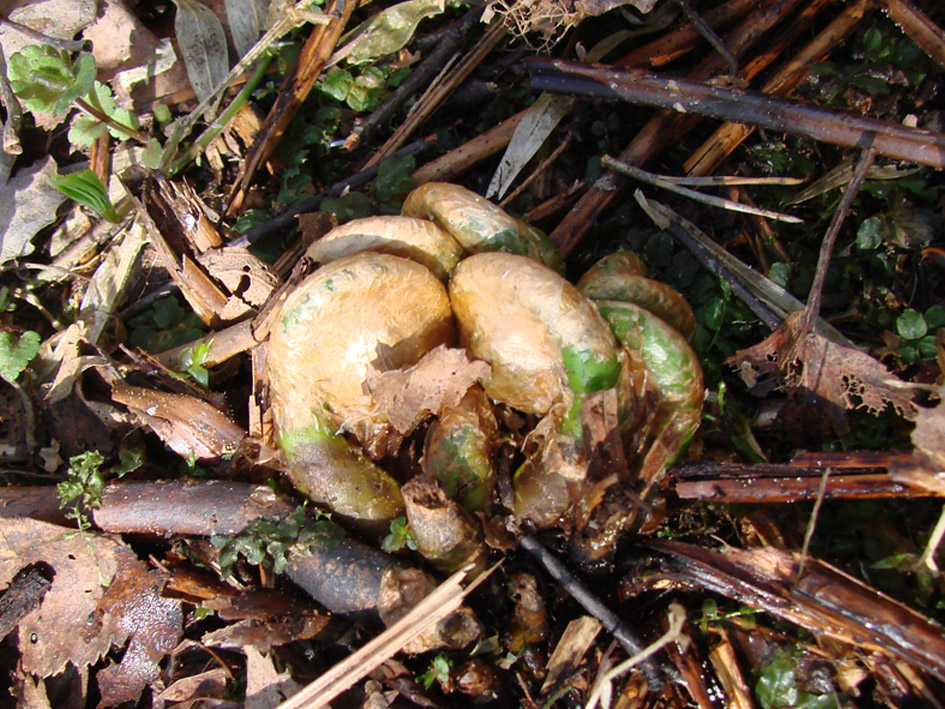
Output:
top-left (604, 155), bottom-right (803, 223)
top-left (278, 564), bottom-right (495, 708)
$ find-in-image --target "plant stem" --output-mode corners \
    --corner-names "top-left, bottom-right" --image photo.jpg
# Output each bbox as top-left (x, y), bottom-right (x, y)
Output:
top-left (74, 97), bottom-right (148, 143)
top-left (165, 54), bottom-right (273, 177)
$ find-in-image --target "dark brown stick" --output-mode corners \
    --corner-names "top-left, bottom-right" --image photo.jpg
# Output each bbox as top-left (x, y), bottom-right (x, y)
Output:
top-left (530, 62), bottom-right (943, 170)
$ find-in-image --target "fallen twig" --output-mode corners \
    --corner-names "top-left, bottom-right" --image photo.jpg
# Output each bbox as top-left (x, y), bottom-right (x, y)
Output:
top-left (529, 61), bottom-right (944, 170)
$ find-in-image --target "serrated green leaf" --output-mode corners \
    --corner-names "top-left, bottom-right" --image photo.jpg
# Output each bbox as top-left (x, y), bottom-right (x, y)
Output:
top-left (0, 330), bottom-right (40, 384)
top-left (68, 113), bottom-right (107, 147)
top-left (49, 170), bottom-right (121, 223)
top-left (321, 68), bottom-right (353, 101)
top-left (8, 46), bottom-right (96, 116)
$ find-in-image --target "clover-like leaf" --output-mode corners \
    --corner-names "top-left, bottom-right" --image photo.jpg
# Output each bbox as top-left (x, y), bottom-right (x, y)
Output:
top-left (8, 45), bottom-right (96, 116)
top-left (68, 82), bottom-right (141, 147)
top-left (0, 330), bottom-right (41, 384)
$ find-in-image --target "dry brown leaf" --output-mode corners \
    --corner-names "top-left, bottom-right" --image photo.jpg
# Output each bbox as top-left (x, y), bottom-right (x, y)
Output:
top-left (366, 345), bottom-right (491, 435)
top-left (0, 156), bottom-right (67, 265)
top-left (729, 311), bottom-right (916, 422)
top-left (202, 614), bottom-right (329, 652)
top-left (911, 399), bottom-right (945, 470)
top-left (94, 554), bottom-right (183, 706)
top-left (245, 646), bottom-right (304, 709)
top-left (155, 668), bottom-right (229, 703)
top-left (0, 518), bottom-right (130, 677)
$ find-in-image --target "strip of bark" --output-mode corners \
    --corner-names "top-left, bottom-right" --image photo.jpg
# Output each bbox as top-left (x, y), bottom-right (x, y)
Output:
top-left (652, 540), bottom-right (945, 683)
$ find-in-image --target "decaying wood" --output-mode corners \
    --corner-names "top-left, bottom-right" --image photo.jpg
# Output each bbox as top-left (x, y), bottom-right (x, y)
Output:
top-left (278, 563), bottom-right (493, 709)
top-left (653, 541), bottom-right (945, 683)
top-left (0, 478), bottom-right (479, 650)
top-left (0, 562), bottom-right (54, 640)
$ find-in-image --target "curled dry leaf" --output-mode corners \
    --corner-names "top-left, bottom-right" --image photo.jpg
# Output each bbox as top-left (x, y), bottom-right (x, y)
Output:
top-left (334, 0), bottom-right (446, 66)
top-left (366, 344), bottom-right (491, 435)
top-left (174, 0), bottom-right (230, 103)
top-left (111, 382), bottom-right (247, 461)
top-left (729, 311), bottom-right (916, 423)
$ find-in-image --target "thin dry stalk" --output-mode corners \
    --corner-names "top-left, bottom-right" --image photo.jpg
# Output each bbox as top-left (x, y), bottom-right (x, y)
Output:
top-left (277, 564), bottom-right (494, 709)
top-left (602, 155), bottom-right (803, 223)
top-left (364, 21), bottom-right (507, 168)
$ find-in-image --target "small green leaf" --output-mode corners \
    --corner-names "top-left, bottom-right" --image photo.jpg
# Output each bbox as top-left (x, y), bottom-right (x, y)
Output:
top-left (372, 155), bottom-right (415, 202)
top-left (0, 330), bottom-right (40, 384)
top-left (856, 216), bottom-right (883, 251)
top-left (863, 27), bottom-right (883, 56)
top-left (768, 261), bottom-right (791, 287)
top-left (321, 191), bottom-right (373, 222)
top-left (897, 308), bottom-right (927, 340)
top-left (342, 0), bottom-right (445, 65)
top-left (49, 170), bottom-right (121, 223)
top-left (8, 45), bottom-right (96, 116)
top-left (321, 68), bottom-right (353, 102)
top-left (154, 103), bottom-right (173, 124)
top-left (924, 304), bottom-right (945, 331)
